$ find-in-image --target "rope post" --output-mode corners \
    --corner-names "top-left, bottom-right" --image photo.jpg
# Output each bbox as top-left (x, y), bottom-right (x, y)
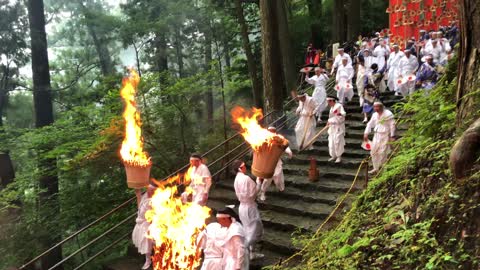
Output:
top-left (364, 159), bottom-right (369, 188)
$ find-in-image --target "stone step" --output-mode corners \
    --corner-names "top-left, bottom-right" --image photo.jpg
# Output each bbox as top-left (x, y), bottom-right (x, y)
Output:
top-left (312, 137), bottom-right (364, 148)
top-left (209, 187), bottom-right (333, 220)
top-left (302, 145), bottom-right (369, 158)
top-left (283, 164), bottom-right (359, 182)
top-left (215, 178), bottom-right (341, 206)
top-left (289, 154), bottom-right (364, 169)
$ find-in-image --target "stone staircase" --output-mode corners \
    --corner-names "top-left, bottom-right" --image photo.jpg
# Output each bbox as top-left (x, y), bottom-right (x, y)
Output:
top-left (207, 91), bottom-right (404, 269)
top-left (103, 91), bottom-right (404, 270)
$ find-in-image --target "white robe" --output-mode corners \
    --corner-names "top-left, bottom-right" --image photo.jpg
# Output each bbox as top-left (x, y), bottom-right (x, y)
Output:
top-left (327, 103), bottom-right (346, 158)
top-left (305, 74), bottom-right (329, 117)
top-left (364, 110), bottom-right (395, 171)
top-left (364, 55), bottom-right (377, 73)
top-left (256, 147), bottom-right (292, 195)
top-left (373, 45), bottom-right (389, 71)
top-left (222, 222), bottom-right (248, 270)
top-left (386, 51), bottom-right (405, 91)
top-left (182, 163), bottom-right (212, 205)
top-left (356, 64), bottom-right (367, 107)
top-left (332, 53), bottom-right (352, 71)
top-left (335, 64), bottom-right (355, 104)
top-left (421, 44), bottom-right (444, 65)
top-left (132, 193), bottom-right (153, 255)
top-left (398, 54), bottom-right (419, 96)
top-left (234, 172), bottom-right (263, 248)
top-left (295, 96), bottom-right (318, 150)
top-left (199, 223), bottom-right (227, 270)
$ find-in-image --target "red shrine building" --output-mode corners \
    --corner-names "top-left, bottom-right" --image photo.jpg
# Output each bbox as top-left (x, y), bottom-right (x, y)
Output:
top-left (386, 0), bottom-right (459, 46)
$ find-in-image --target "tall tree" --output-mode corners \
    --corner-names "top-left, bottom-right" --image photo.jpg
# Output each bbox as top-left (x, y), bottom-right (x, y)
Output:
top-left (456, 0), bottom-right (480, 126)
top-left (203, 20), bottom-right (214, 129)
top-left (234, 0), bottom-right (263, 108)
top-left (332, 0), bottom-right (346, 43)
top-left (306, 0), bottom-right (323, 47)
top-left (0, 0), bottom-right (28, 128)
top-left (347, 0), bottom-right (361, 40)
top-left (260, 0), bottom-right (286, 113)
top-left (276, 0), bottom-right (297, 94)
top-left (450, 0), bottom-right (480, 181)
top-left (26, 0), bottom-right (62, 268)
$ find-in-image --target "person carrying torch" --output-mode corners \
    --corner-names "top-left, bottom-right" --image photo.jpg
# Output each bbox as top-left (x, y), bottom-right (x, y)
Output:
top-left (232, 160), bottom-right (264, 260)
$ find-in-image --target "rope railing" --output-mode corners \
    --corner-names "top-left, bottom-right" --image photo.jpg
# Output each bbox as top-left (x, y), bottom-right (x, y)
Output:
top-left (67, 108), bottom-right (296, 270)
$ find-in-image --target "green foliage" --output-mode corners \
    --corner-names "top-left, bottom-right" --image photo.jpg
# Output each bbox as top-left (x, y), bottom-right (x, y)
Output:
top-left (279, 57), bottom-right (479, 270)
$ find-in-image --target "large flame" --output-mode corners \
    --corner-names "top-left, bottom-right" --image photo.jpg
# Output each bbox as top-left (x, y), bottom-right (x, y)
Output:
top-left (231, 106), bottom-right (286, 150)
top-left (119, 69), bottom-right (151, 167)
top-left (146, 175), bottom-right (211, 269)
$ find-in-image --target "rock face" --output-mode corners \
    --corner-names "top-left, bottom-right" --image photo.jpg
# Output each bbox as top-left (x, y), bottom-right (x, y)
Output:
top-left (207, 91), bottom-right (403, 269)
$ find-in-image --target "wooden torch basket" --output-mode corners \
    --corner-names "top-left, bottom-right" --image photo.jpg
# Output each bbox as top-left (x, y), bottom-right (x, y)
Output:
top-left (252, 140), bottom-right (289, 179)
top-left (124, 163), bottom-right (151, 189)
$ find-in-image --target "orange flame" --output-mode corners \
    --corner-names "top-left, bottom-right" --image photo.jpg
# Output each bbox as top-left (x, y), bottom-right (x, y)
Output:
top-left (119, 69), bottom-right (151, 167)
top-left (231, 106), bottom-right (287, 151)
top-left (146, 179), bottom-right (211, 269)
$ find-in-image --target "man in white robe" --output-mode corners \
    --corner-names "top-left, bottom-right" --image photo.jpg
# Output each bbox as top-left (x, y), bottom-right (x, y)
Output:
top-left (363, 101), bottom-right (396, 174)
top-left (132, 185), bottom-right (155, 269)
top-left (294, 93), bottom-right (318, 150)
top-left (198, 222), bottom-right (227, 270)
top-left (386, 44), bottom-right (405, 93)
top-left (363, 49), bottom-right (377, 74)
top-left (373, 38), bottom-right (390, 71)
top-left (233, 160), bottom-right (263, 260)
top-left (326, 96), bottom-right (346, 163)
top-left (216, 207), bottom-right (248, 270)
top-left (397, 50), bottom-right (419, 96)
top-left (335, 57), bottom-right (355, 104)
top-left (421, 39), bottom-right (444, 65)
top-left (331, 48), bottom-right (352, 75)
top-left (181, 153), bottom-right (212, 206)
top-left (305, 67), bottom-right (329, 123)
top-left (256, 127), bottom-right (293, 201)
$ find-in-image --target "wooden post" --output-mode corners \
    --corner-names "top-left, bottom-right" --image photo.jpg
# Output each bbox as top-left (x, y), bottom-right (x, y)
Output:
top-left (364, 161), bottom-right (369, 188)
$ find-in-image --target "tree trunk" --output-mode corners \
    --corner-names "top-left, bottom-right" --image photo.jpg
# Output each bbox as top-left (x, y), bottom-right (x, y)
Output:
top-left (276, 0), bottom-right (297, 94)
top-left (347, 0), bottom-right (361, 41)
top-left (174, 27), bottom-right (184, 78)
top-left (332, 0), bottom-right (346, 43)
top-left (204, 27), bottom-right (214, 130)
top-left (26, 0), bottom-right (62, 269)
top-left (155, 32), bottom-right (168, 73)
top-left (80, 5), bottom-right (114, 76)
top-left (223, 34), bottom-right (231, 68)
top-left (234, 0), bottom-right (263, 108)
top-left (260, 0), bottom-right (286, 114)
top-left (306, 0), bottom-right (323, 47)
top-left (456, 0), bottom-right (480, 127)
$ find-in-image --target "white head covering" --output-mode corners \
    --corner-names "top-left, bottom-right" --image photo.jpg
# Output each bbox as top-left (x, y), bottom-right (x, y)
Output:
top-left (314, 67), bottom-right (321, 71)
top-left (373, 101), bottom-right (383, 106)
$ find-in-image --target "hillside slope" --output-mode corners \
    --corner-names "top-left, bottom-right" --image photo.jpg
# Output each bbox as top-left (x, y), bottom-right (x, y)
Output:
top-left (274, 58), bottom-right (480, 270)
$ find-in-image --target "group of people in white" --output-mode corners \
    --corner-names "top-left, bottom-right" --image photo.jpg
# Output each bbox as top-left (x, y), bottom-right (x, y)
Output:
top-left (297, 27), bottom-right (455, 173)
top-left (133, 143), bottom-right (291, 269)
top-left (131, 26), bottom-right (455, 270)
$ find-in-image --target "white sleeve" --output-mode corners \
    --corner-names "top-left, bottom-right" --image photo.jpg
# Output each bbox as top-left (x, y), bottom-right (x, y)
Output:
top-left (305, 75), bottom-right (315, 85)
top-left (285, 147), bottom-right (293, 158)
top-left (389, 118), bottom-right (396, 137)
top-left (231, 235), bottom-right (246, 270)
top-left (364, 115), bottom-right (376, 135)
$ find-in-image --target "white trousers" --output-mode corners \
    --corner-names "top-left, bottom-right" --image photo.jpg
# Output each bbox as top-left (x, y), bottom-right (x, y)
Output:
top-left (371, 132), bottom-right (390, 171)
